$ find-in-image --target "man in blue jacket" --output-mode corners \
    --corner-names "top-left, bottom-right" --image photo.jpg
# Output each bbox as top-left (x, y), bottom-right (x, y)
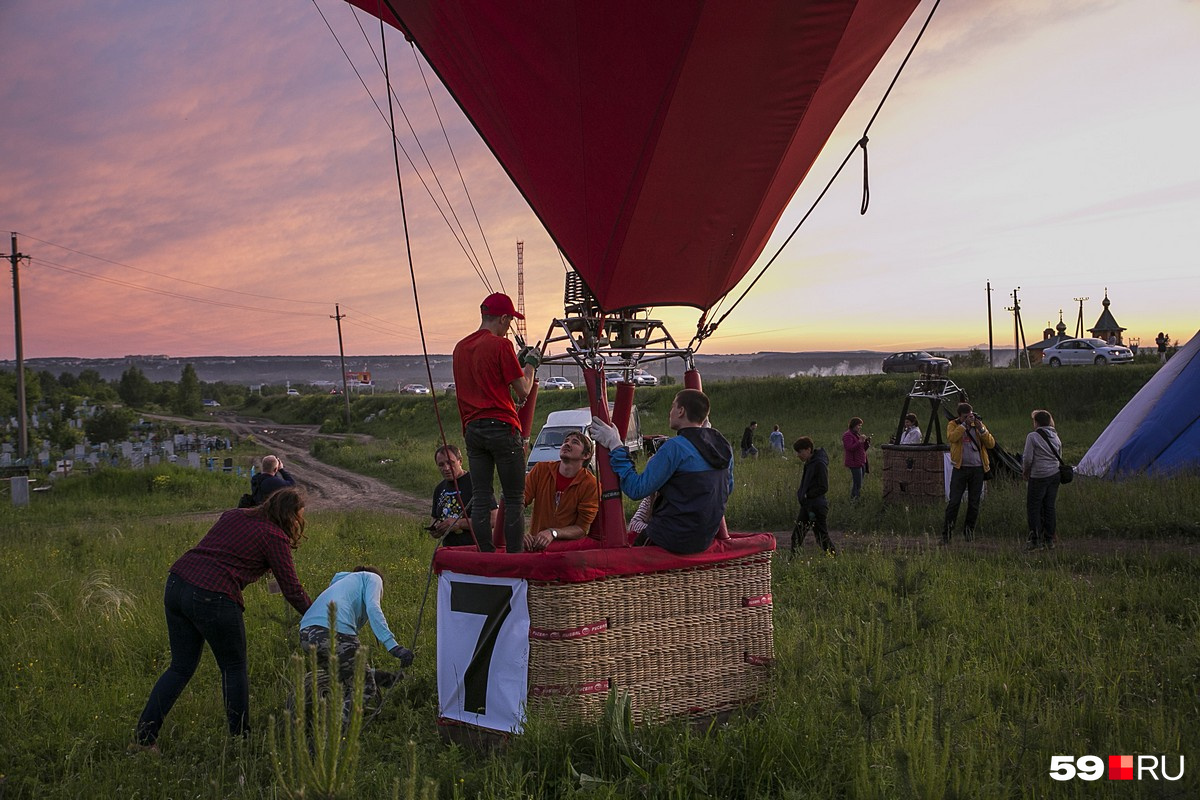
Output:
top-left (590, 389), bottom-right (733, 554)
top-left (298, 567), bottom-right (414, 717)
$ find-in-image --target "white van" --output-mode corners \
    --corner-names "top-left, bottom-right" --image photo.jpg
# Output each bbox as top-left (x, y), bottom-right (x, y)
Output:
top-left (526, 406), bottom-right (642, 472)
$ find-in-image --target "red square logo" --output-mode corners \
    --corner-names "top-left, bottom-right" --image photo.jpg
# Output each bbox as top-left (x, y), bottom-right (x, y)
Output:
top-left (1108, 755), bottom-right (1134, 780)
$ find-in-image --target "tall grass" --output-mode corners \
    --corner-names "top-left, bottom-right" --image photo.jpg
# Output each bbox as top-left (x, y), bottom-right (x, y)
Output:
top-left (2, 498), bottom-right (1195, 797)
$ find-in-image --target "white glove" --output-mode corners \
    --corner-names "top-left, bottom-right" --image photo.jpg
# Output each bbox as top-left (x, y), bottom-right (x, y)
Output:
top-left (589, 416), bottom-right (623, 451)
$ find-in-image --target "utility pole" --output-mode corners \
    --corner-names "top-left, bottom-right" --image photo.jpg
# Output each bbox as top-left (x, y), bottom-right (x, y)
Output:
top-left (10, 233), bottom-right (29, 459)
top-left (986, 280), bottom-right (994, 368)
top-left (1005, 287), bottom-right (1029, 369)
top-left (331, 304), bottom-right (351, 428)
top-left (1073, 296), bottom-right (1089, 339)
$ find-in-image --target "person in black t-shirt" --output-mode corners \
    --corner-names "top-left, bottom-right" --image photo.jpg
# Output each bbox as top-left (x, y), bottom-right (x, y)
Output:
top-left (430, 444), bottom-right (496, 547)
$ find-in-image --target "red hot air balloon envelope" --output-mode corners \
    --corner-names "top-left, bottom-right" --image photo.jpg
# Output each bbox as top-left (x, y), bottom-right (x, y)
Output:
top-left (347, 0), bottom-right (921, 314)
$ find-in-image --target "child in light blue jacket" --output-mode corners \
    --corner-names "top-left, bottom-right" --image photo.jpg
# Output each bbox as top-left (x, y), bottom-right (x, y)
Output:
top-left (299, 567), bottom-right (414, 707)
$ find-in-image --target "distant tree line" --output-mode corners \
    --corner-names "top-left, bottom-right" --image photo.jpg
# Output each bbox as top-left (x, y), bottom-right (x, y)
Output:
top-left (1, 364), bottom-right (253, 446)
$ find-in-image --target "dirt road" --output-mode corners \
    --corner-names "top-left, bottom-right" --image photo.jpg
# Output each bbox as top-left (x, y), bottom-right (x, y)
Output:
top-left (153, 412), bottom-right (428, 516)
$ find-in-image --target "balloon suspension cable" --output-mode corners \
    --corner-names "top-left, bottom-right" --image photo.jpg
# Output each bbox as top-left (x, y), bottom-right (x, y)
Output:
top-left (690, 0), bottom-right (942, 350)
top-left (316, 0), bottom-right (496, 293)
top-left (410, 43), bottom-right (506, 294)
top-left (379, 15), bottom-right (479, 647)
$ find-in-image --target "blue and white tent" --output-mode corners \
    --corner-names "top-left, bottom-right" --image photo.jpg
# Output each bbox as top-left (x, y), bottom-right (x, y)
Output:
top-left (1077, 331), bottom-right (1200, 478)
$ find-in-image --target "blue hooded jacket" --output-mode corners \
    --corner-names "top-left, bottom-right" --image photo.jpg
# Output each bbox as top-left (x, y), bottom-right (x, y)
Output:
top-left (610, 426), bottom-right (734, 554)
top-left (299, 571), bottom-right (398, 652)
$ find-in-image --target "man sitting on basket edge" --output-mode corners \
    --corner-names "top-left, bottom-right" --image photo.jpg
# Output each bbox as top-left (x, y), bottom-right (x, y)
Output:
top-left (589, 389), bottom-right (733, 555)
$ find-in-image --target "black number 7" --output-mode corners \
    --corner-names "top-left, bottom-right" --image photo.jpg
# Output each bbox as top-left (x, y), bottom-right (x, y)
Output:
top-left (449, 581), bottom-right (514, 714)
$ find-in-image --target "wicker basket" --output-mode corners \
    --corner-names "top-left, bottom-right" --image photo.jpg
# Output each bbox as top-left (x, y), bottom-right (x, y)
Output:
top-left (525, 551), bottom-right (773, 725)
top-left (881, 444), bottom-right (947, 503)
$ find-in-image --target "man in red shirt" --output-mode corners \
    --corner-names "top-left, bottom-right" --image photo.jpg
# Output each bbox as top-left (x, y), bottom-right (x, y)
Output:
top-left (452, 293), bottom-right (538, 552)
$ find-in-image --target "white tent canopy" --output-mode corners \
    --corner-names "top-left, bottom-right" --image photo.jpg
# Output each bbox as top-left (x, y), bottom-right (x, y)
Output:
top-left (1077, 330), bottom-right (1200, 478)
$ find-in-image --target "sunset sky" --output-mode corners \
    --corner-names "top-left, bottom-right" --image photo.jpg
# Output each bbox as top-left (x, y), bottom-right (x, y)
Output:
top-left (2, 0), bottom-right (1197, 360)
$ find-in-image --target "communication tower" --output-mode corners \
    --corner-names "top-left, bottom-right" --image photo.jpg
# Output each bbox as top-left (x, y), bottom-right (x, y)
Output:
top-left (516, 240), bottom-right (527, 339)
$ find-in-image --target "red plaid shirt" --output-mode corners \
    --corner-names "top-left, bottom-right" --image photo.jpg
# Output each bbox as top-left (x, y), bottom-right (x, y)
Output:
top-left (171, 509), bottom-right (311, 614)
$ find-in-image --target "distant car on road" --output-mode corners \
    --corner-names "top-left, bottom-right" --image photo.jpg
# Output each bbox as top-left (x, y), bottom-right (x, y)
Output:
top-left (286, 388), bottom-right (300, 396)
top-left (1042, 338), bottom-right (1134, 367)
top-left (202, 399), bottom-right (221, 407)
top-left (630, 369), bottom-right (658, 386)
top-left (400, 383), bottom-right (430, 395)
top-left (881, 351), bottom-right (952, 374)
top-left (542, 376), bottom-right (575, 390)
top-left (605, 373), bottom-right (623, 386)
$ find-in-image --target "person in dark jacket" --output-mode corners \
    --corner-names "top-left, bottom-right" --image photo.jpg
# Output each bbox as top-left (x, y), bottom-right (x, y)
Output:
top-left (250, 454), bottom-right (295, 504)
top-left (792, 436), bottom-right (836, 555)
top-left (740, 421), bottom-right (759, 458)
top-left (134, 487), bottom-right (312, 752)
top-left (590, 389), bottom-right (734, 554)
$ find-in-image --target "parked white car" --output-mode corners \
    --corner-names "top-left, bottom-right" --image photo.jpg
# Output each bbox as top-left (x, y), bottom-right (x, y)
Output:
top-left (630, 369), bottom-right (658, 386)
top-left (527, 406), bottom-right (642, 472)
top-left (542, 376), bottom-right (575, 390)
top-left (1042, 338), bottom-right (1134, 367)
top-left (400, 383), bottom-right (431, 394)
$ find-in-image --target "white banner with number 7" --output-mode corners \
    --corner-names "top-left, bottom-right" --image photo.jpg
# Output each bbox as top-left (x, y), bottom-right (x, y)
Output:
top-left (436, 571), bottom-right (530, 733)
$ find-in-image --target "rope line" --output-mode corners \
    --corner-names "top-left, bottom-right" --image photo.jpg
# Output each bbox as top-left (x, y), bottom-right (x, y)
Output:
top-left (376, 9), bottom-right (475, 649)
top-left (411, 44), bottom-right (506, 294)
top-left (312, 0), bottom-right (495, 292)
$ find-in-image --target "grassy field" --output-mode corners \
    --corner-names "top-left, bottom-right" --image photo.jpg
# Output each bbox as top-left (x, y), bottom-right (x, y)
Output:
top-left (2, 366), bottom-right (1197, 798)
top-left (299, 365), bottom-right (1200, 540)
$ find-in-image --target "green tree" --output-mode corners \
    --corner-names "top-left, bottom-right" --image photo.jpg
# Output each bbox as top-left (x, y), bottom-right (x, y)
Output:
top-left (0, 367), bottom-right (42, 419)
top-left (118, 366), bottom-right (155, 408)
top-left (174, 364), bottom-right (202, 415)
top-left (45, 411), bottom-right (81, 452)
top-left (74, 368), bottom-right (117, 402)
top-left (84, 407), bottom-right (135, 443)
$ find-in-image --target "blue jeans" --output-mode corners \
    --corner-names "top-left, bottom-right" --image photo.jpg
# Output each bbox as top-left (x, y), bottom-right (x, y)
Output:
top-left (849, 467), bottom-right (864, 499)
top-left (943, 466), bottom-right (984, 540)
top-left (1026, 474), bottom-right (1061, 544)
top-left (465, 418), bottom-right (526, 553)
top-left (136, 574), bottom-right (248, 745)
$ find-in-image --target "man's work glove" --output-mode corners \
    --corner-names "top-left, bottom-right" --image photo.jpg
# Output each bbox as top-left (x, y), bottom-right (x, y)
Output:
top-left (589, 417), bottom-right (623, 451)
top-left (390, 645), bottom-right (415, 667)
top-left (519, 345), bottom-right (543, 369)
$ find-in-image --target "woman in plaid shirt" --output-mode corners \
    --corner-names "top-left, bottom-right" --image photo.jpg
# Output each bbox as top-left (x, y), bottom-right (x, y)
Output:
top-left (134, 488), bottom-right (312, 751)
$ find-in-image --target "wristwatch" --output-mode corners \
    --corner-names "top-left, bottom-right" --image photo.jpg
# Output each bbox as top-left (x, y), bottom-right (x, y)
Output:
top-left (550, 529), bottom-right (559, 540)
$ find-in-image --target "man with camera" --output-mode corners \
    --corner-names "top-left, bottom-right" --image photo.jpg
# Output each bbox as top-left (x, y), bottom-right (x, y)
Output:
top-left (942, 402), bottom-right (995, 544)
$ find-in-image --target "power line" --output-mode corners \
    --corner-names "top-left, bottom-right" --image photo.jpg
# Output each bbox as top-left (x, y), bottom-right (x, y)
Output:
top-left (16, 232), bottom-right (330, 307)
top-left (31, 256), bottom-right (325, 317)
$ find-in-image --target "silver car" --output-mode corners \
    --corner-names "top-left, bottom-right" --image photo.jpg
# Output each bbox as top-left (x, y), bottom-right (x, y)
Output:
top-left (1042, 338), bottom-right (1134, 366)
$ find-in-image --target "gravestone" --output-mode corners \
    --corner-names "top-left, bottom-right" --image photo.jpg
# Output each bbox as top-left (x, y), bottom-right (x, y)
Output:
top-left (148, 455), bottom-right (160, 466)
top-left (131, 453), bottom-right (144, 469)
top-left (187, 452), bottom-right (201, 469)
top-left (122, 442), bottom-right (134, 459)
top-left (10, 476), bottom-right (30, 507)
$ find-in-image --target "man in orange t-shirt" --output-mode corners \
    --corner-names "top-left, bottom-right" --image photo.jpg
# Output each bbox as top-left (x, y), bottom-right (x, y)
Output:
top-left (522, 431), bottom-right (600, 551)
top-left (452, 293), bottom-right (537, 552)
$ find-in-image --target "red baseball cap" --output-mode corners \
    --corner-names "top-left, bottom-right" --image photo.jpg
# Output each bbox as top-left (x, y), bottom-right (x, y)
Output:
top-left (480, 292), bottom-right (523, 319)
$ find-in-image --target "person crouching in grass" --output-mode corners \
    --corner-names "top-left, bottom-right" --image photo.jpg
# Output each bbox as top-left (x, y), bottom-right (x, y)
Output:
top-left (299, 567), bottom-right (415, 722)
